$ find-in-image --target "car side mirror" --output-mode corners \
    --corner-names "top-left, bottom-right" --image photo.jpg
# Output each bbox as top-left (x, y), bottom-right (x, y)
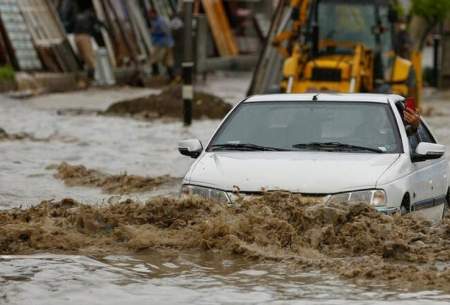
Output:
top-left (178, 139), bottom-right (203, 158)
top-left (411, 142), bottom-right (446, 162)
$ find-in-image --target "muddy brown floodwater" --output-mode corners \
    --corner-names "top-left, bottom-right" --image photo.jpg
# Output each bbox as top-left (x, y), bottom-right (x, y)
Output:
top-left (1, 194), bottom-right (450, 304)
top-left (1, 78), bottom-right (450, 304)
top-left (53, 162), bottom-right (178, 194)
top-left (0, 127), bottom-right (77, 143)
top-left (0, 128), bottom-right (36, 141)
top-left (2, 193), bottom-right (450, 291)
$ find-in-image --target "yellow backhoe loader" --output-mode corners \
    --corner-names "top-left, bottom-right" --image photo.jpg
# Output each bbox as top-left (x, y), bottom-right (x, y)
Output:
top-left (249, 0), bottom-right (422, 106)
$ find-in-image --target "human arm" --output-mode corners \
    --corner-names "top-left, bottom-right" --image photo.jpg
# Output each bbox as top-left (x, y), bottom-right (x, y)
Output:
top-left (404, 107), bottom-right (420, 136)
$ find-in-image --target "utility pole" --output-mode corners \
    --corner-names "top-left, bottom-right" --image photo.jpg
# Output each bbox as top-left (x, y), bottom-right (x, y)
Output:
top-left (440, 20), bottom-right (450, 88)
top-left (261, 0), bottom-right (274, 20)
top-left (433, 33), bottom-right (441, 88)
top-left (182, 0), bottom-right (194, 126)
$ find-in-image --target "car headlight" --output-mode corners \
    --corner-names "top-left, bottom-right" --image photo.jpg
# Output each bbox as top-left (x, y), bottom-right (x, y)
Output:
top-left (180, 185), bottom-right (230, 203)
top-left (327, 189), bottom-right (386, 206)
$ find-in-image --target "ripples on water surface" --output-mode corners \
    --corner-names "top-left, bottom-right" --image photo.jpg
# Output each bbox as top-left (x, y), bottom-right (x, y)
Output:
top-left (2, 253), bottom-right (450, 305)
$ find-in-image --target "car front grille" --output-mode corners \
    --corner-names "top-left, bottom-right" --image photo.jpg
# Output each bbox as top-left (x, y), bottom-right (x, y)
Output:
top-left (229, 192), bottom-right (330, 204)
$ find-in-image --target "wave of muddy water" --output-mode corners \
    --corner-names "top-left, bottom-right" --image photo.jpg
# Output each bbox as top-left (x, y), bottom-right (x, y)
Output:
top-left (2, 195), bottom-right (450, 304)
top-left (1, 81), bottom-right (450, 304)
top-left (52, 162), bottom-right (178, 194)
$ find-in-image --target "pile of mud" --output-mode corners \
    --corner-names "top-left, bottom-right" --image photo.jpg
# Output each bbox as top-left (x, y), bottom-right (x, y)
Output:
top-left (103, 85), bottom-right (232, 120)
top-left (1, 193), bottom-right (450, 291)
top-left (53, 162), bottom-right (177, 194)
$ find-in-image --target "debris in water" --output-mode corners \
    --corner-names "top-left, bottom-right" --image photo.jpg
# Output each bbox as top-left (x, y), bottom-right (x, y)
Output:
top-left (53, 162), bottom-right (177, 194)
top-left (0, 193), bottom-right (449, 291)
top-left (102, 85), bottom-right (232, 120)
top-left (56, 109), bottom-right (99, 116)
top-left (0, 127), bottom-right (78, 143)
top-left (0, 127), bottom-right (38, 141)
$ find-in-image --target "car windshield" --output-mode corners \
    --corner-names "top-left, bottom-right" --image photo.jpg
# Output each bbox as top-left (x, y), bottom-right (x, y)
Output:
top-left (209, 101), bottom-right (402, 153)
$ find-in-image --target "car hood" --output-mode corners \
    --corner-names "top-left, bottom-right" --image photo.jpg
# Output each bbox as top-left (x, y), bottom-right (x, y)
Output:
top-left (187, 152), bottom-right (400, 193)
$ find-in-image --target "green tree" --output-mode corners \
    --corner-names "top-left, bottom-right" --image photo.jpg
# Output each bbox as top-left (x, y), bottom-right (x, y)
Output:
top-left (0, 65), bottom-right (14, 82)
top-left (412, 0), bottom-right (450, 24)
top-left (410, 0), bottom-right (450, 48)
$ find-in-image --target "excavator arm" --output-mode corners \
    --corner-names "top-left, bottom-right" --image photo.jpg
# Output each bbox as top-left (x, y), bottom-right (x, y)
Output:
top-left (272, 0), bottom-right (311, 58)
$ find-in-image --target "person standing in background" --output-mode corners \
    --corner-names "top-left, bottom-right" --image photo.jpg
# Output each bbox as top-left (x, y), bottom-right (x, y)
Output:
top-left (148, 9), bottom-right (175, 80)
top-left (73, 9), bottom-right (107, 77)
top-left (57, 0), bottom-right (78, 33)
top-left (394, 17), bottom-right (412, 59)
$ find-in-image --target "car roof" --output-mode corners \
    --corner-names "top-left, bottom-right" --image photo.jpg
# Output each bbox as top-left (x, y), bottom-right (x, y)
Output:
top-left (245, 93), bottom-right (404, 104)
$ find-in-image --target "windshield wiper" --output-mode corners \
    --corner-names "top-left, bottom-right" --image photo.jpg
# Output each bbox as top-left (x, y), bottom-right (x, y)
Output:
top-left (210, 143), bottom-right (288, 152)
top-left (292, 142), bottom-right (384, 153)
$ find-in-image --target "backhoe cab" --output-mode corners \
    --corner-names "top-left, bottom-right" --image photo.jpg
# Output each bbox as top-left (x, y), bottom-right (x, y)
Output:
top-left (252, 0), bottom-right (421, 104)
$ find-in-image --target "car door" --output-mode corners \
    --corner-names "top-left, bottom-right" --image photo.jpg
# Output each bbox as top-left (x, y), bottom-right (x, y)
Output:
top-left (410, 121), bottom-right (447, 211)
top-left (408, 129), bottom-right (430, 209)
top-left (417, 122), bottom-right (448, 204)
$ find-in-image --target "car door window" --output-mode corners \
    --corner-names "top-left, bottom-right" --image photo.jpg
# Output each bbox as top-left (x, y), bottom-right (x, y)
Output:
top-left (408, 121), bottom-right (436, 153)
top-left (417, 121), bottom-right (436, 143)
top-left (408, 133), bottom-right (419, 153)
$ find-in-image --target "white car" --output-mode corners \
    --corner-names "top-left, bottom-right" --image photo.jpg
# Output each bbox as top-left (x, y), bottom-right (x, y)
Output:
top-left (178, 94), bottom-right (448, 222)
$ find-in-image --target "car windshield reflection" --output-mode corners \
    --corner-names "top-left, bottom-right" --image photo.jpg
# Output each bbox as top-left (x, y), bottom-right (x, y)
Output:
top-left (209, 101), bottom-right (402, 154)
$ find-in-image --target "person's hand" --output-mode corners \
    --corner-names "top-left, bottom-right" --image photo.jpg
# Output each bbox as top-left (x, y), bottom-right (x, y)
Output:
top-left (404, 107), bottom-right (420, 128)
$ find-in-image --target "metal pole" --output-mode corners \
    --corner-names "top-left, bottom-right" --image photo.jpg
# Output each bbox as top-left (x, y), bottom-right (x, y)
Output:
top-left (196, 15), bottom-right (208, 74)
top-left (433, 34), bottom-right (441, 88)
top-left (182, 0), bottom-right (194, 126)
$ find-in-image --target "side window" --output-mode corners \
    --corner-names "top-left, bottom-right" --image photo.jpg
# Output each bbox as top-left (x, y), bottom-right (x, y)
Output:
top-left (408, 121), bottom-right (436, 153)
top-left (417, 121), bottom-right (436, 144)
top-left (408, 134), bottom-right (419, 153)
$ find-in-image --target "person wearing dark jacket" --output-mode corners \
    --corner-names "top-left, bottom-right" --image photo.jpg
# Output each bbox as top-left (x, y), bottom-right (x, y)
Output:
top-left (394, 18), bottom-right (412, 59)
top-left (73, 9), bottom-right (106, 74)
top-left (73, 10), bottom-right (106, 46)
top-left (58, 0), bottom-right (78, 33)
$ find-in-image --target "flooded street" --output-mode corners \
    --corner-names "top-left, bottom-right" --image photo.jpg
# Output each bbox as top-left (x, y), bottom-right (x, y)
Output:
top-left (1, 74), bottom-right (450, 304)
top-left (0, 89), bottom-right (222, 209)
top-left (2, 253), bottom-right (450, 305)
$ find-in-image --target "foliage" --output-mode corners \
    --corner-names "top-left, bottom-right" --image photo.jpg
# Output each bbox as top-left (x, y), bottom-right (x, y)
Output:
top-left (391, 1), bottom-right (405, 18)
top-left (0, 65), bottom-right (15, 82)
top-left (411, 0), bottom-right (450, 25)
